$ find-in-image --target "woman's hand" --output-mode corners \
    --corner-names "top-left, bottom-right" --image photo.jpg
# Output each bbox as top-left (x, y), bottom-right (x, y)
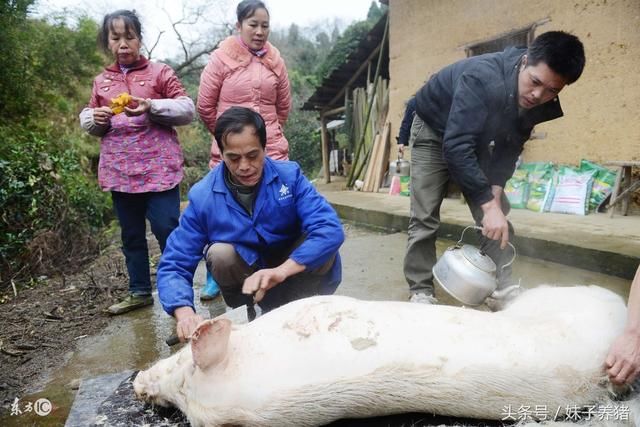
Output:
top-left (93, 107), bottom-right (113, 126)
top-left (125, 95), bottom-right (152, 116)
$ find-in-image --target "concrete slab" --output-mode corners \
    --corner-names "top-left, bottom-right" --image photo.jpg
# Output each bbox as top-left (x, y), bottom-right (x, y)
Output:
top-left (317, 182), bottom-right (640, 280)
top-left (65, 370), bottom-right (133, 427)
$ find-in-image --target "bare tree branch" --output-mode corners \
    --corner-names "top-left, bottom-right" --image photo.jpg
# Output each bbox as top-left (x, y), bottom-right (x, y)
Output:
top-left (173, 44), bottom-right (218, 74)
top-left (145, 30), bottom-right (165, 60)
top-left (150, 1), bottom-right (235, 77)
top-left (163, 7), bottom-right (191, 61)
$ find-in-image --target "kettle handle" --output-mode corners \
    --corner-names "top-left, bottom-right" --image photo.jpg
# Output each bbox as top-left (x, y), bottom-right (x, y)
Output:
top-left (395, 151), bottom-right (403, 174)
top-left (456, 225), bottom-right (517, 271)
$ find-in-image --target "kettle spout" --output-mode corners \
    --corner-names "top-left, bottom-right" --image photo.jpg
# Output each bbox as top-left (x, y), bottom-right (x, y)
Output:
top-left (486, 284), bottom-right (524, 311)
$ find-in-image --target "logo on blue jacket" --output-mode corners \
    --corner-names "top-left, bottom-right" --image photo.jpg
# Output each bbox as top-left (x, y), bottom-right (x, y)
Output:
top-left (278, 183), bottom-right (292, 201)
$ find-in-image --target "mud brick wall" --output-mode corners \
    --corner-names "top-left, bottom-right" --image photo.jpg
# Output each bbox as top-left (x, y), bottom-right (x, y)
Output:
top-left (387, 0), bottom-right (640, 166)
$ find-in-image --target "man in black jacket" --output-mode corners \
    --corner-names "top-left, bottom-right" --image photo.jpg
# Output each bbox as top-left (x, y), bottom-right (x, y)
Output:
top-left (405, 31), bottom-right (585, 307)
top-left (397, 96), bottom-right (416, 150)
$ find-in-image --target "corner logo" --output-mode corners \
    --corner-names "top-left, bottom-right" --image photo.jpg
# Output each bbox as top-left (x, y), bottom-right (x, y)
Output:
top-left (278, 184), bottom-right (292, 201)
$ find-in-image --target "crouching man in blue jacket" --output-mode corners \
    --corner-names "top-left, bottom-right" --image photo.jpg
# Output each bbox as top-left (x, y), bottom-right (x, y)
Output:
top-left (157, 107), bottom-right (345, 342)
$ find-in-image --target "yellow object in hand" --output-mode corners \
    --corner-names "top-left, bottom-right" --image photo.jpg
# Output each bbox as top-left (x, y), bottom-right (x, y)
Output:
top-left (110, 92), bottom-right (132, 114)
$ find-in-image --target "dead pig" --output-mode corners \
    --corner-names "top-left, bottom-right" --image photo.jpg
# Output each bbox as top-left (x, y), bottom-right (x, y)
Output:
top-left (134, 286), bottom-right (630, 426)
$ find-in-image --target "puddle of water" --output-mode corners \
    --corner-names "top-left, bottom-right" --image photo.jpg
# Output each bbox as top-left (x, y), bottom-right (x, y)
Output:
top-left (0, 228), bottom-right (632, 426)
top-left (0, 262), bottom-right (218, 426)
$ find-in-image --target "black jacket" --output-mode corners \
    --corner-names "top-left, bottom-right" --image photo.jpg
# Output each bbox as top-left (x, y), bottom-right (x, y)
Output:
top-left (414, 47), bottom-right (563, 206)
top-left (397, 97), bottom-right (416, 146)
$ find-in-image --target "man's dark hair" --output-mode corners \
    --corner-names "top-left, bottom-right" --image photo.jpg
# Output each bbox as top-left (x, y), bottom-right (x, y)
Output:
top-left (214, 107), bottom-right (267, 153)
top-left (98, 10), bottom-right (142, 53)
top-left (236, 0), bottom-right (269, 23)
top-left (527, 31), bottom-right (585, 84)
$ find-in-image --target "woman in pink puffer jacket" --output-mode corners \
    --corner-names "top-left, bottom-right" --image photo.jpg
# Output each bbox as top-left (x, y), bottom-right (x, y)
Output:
top-left (198, 0), bottom-right (292, 168)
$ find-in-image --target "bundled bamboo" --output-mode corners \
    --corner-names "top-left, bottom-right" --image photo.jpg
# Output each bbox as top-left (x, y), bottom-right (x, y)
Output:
top-left (346, 14), bottom-right (389, 189)
top-left (362, 121), bottom-right (391, 192)
top-left (347, 78), bottom-right (390, 191)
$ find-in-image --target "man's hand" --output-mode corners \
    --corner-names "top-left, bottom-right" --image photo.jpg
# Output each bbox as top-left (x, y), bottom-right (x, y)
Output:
top-left (93, 106), bottom-right (113, 126)
top-left (174, 306), bottom-right (204, 343)
top-left (490, 185), bottom-right (503, 210)
top-left (124, 95), bottom-right (152, 116)
top-left (242, 268), bottom-right (287, 303)
top-left (242, 258), bottom-right (306, 303)
top-left (605, 330), bottom-right (640, 385)
top-left (480, 196), bottom-right (509, 249)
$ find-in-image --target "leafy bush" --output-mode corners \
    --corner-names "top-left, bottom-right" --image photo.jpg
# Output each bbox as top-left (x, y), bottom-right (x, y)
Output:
top-left (177, 122), bottom-right (212, 197)
top-left (0, 126), bottom-right (112, 285)
top-left (0, 3), bottom-right (110, 288)
top-left (285, 110), bottom-right (321, 177)
top-left (0, 6), bottom-right (102, 121)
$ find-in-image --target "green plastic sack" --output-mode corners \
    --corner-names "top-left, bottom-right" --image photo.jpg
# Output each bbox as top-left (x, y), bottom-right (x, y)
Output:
top-left (519, 162), bottom-right (554, 174)
top-left (579, 159), bottom-right (616, 211)
top-left (520, 162), bottom-right (555, 212)
top-left (505, 169), bottom-right (529, 209)
top-left (400, 175), bottom-right (410, 197)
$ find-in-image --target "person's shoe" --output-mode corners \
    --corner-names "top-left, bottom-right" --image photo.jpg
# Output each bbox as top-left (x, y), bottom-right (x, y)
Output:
top-left (409, 292), bottom-right (438, 305)
top-left (200, 271), bottom-right (221, 301)
top-left (106, 294), bottom-right (154, 315)
top-left (485, 284), bottom-right (523, 312)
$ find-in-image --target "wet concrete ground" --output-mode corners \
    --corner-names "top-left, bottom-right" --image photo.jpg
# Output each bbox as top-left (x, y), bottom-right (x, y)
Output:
top-left (319, 179), bottom-right (640, 280)
top-left (1, 224), bottom-right (631, 426)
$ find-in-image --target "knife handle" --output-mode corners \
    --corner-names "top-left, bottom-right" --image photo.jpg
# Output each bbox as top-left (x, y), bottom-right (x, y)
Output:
top-left (165, 335), bottom-right (181, 346)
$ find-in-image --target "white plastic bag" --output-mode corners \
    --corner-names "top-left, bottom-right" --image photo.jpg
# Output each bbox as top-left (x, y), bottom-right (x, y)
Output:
top-left (549, 167), bottom-right (595, 215)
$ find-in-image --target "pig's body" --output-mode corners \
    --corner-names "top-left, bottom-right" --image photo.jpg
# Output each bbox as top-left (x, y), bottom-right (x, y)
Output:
top-left (134, 286), bottom-right (630, 426)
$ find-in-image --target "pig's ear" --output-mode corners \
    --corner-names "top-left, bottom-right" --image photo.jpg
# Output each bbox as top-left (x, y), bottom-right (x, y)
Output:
top-left (191, 318), bottom-right (232, 371)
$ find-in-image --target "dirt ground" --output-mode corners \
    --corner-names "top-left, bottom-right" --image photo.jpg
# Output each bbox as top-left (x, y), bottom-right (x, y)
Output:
top-left (0, 235), bottom-right (161, 413)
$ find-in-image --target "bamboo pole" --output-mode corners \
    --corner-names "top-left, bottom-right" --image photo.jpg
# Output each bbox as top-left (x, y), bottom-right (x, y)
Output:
top-left (320, 114), bottom-right (330, 184)
top-left (347, 13), bottom-right (389, 188)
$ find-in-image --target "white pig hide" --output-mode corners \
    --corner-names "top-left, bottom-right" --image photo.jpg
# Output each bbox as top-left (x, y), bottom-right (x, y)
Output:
top-left (134, 285), bottom-right (635, 426)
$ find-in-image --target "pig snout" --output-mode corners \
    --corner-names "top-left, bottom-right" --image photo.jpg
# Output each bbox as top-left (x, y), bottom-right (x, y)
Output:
top-left (133, 366), bottom-right (173, 407)
top-left (133, 347), bottom-right (196, 409)
top-left (133, 370), bottom-right (153, 402)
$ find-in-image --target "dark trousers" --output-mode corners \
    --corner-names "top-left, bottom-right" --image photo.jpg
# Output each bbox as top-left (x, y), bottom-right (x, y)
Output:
top-left (403, 115), bottom-right (514, 296)
top-left (205, 242), bottom-right (336, 313)
top-left (111, 186), bottom-right (180, 296)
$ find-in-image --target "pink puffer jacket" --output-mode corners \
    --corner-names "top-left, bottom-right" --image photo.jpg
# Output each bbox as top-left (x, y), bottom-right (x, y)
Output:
top-left (197, 36), bottom-right (291, 168)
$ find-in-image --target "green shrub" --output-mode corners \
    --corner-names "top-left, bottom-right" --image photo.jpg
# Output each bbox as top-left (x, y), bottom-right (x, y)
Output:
top-left (0, 125), bottom-right (111, 286)
top-left (177, 122), bottom-right (211, 197)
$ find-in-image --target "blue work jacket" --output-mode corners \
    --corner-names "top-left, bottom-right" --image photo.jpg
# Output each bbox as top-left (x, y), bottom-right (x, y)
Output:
top-left (157, 157), bottom-right (344, 315)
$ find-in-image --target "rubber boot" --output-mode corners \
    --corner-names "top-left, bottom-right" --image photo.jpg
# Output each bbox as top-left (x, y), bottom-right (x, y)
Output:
top-left (200, 270), bottom-right (221, 301)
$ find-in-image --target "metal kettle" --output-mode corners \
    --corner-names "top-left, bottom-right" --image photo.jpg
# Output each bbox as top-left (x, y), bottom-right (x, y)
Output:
top-left (390, 151), bottom-right (410, 177)
top-left (433, 226), bottom-right (516, 306)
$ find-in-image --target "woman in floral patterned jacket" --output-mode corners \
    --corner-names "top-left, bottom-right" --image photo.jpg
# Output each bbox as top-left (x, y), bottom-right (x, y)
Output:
top-left (80, 9), bottom-right (195, 315)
